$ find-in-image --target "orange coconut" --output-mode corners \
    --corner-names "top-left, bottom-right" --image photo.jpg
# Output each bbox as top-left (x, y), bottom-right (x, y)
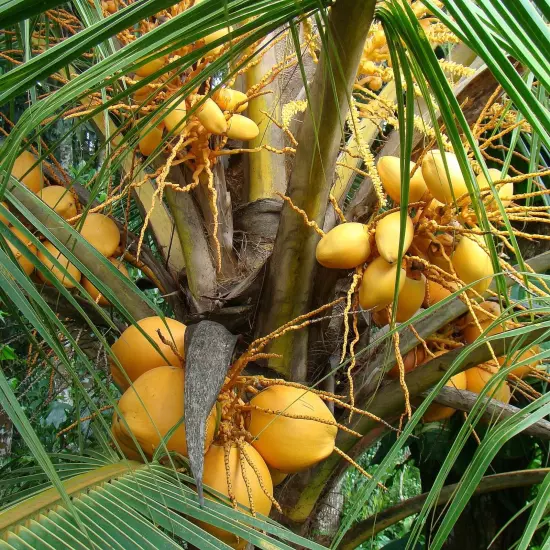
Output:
top-left (37, 241), bottom-right (81, 288)
top-left (359, 256), bottom-right (406, 311)
top-left (5, 226), bottom-right (37, 275)
top-left (110, 316), bottom-right (186, 390)
top-left (423, 371), bottom-right (467, 423)
top-left (465, 366), bottom-right (511, 403)
top-left (248, 385), bottom-right (337, 473)
top-left (200, 442), bottom-right (272, 548)
top-left (388, 345), bottom-right (425, 379)
top-left (498, 346), bottom-right (542, 378)
top-left (38, 186), bottom-right (78, 220)
top-left (315, 222), bottom-right (371, 269)
top-left (463, 301), bottom-right (503, 344)
top-left (11, 151), bottom-right (44, 193)
top-left (79, 213), bottom-right (120, 257)
top-left (82, 257), bottom-right (129, 306)
top-left (423, 279), bottom-right (457, 308)
top-left (112, 366), bottom-right (215, 460)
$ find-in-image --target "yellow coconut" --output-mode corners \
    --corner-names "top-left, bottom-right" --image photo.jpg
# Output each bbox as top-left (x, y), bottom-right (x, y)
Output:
top-left (476, 168), bottom-right (514, 207)
top-left (197, 98), bottom-right (227, 135)
top-left (248, 385), bottom-right (337, 473)
top-left (37, 241), bottom-right (81, 289)
top-left (423, 279), bottom-right (457, 308)
top-left (377, 156), bottom-right (428, 204)
top-left (200, 442), bottom-right (272, 548)
top-left (388, 345), bottom-right (425, 379)
top-left (82, 257), bottom-right (129, 306)
top-left (213, 88), bottom-right (248, 113)
top-left (421, 150), bottom-right (468, 204)
top-left (112, 366), bottom-right (215, 460)
top-left (423, 371), bottom-right (467, 423)
top-left (79, 213), bottom-right (120, 257)
top-left (395, 274), bottom-right (426, 323)
top-left (315, 222), bottom-right (371, 269)
top-left (226, 114), bottom-right (260, 141)
top-left (451, 235), bottom-right (493, 294)
top-left (463, 301), bottom-right (503, 344)
top-left (132, 76), bottom-right (157, 103)
top-left (11, 151), bottom-right (44, 194)
top-left (375, 212), bottom-right (414, 263)
top-left (465, 366), bottom-right (511, 403)
top-left (0, 202), bottom-right (10, 226)
top-left (164, 95), bottom-right (187, 135)
top-left (202, 26), bottom-right (233, 54)
top-left (359, 256), bottom-right (406, 311)
top-left (139, 124), bottom-right (164, 156)
top-left (5, 227), bottom-right (36, 275)
top-left (134, 56), bottom-right (166, 78)
top-left (110, 316), bottom-right (186, 390)
top-left (268, 466), bottom-right (288, 487)
top-left (38, 186), bottom-right (78, 220)
top-left (498, 346), bottom-right (542, 378)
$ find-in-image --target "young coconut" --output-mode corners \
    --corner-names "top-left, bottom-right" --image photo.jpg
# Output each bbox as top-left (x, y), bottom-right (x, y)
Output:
top-left (197, 98), bottom-right (227, 135)
top-left (421, 150), bottom-right (468, 204)
top-left (498, 346), bottom-right (542, 378)
top-left (377, 156), bottom-right (428, 204)
top-left (462, 301), bottom-right (503, 344)
top-left (423, 370), bottom-right (467, 423)
top-left (5, 227), bottom-right (37, 275)
top-left (388, 345), bottom-right (425, 378)
top-left (202, 26), bottom-right (233, 55)
top-left (476, 168), bottom-right (514, 208)
top-left (395, 273), bottom-right (426, 323)
top-left (139, 123), bottom-right (164, 156)
top-left (213, 88), bottom-right (248, 113)
top-left (226, 114), bottom-right (260, 141)
top-left (359, 256), bottom-right (406, 311)
top-left (11, 151), bottom-right (44, 193)
top-left (134, 56), bottom-right (166, 78)
top-left (451, 235), bottom-right (493, 294)
top-left (79, 213), bottom-right (120, 257)
top-left (110, 316), bottom-right (186, 390)
top-left (112, 366), bottom-right (216, 460)
top-left (315, 222), bottom-right (371, 269)
top-left (423, 279), bottom-right (457, 308)
top-left (375, 211), bottom-right (414, 263)
top-left (199, 442), bottom-right (272, 548)
top-left (37, 241), bottom-right (81, 289)
top-left (268, 466), bottom-right (288, 487)
top-left (164, 95), bottom-right (187, 135)
top-left (38, 186), bottom-right (78, 220)
top-left (465, 366), bottom-right (511, 403)
top-left (82, 257), bottom-right (129, 306)
top-left (247, 385), bottom-right (337, 473)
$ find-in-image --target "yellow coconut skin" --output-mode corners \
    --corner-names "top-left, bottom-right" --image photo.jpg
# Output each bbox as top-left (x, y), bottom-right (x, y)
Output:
top-left (499, 346), bottom-right (541, 378)
top-left (82, 257), bottom-right (129, 306)
top-left (248, 385), bottom-right (337, 473)
top-left (112, 366), bottom-right (215, 460)
top-left (111, 316), bottom-right (186, 390)
top-left (423, 371), bottom-right (467, 423)
top-left (39, 186), bottom-right (78, 220)
top-left (79, 213), bottom-right (121, 257)
top-left (451, 235), bottom-right (493, 294)
top-left (268, 466), bottom-right (288, 487)
top-left (377, 156), bottom-right (428, 204)
top-left (465, 366), bottom-right (511, 403)
top-left (421, 150), bottom-right (468, 204)
top-left (423, 279), bottom-right (457, 308)
top-left (164, 96), bottom-right (187, 134)
top-left (477, 168), bottom-right (513, 207)
top-left (213, 88), bottom-right (248, 113)
top-left (226, 115), bottom-right (260, 141)
top-left (375, 212), bottom-right (414, 263)
top-left (200, 443), bottom-right (272, 548)
top-left (395, 274), bottom-right (426, 323)
top-left (37, 241), bottom-right (81, 288)
top-left (463, 301), bottom-right (502, 344)
top-left (203, 26), bottom-right (232, 54)
top-left (315, 223), bottom-right (371, 269)
top-left (359, 256), bottom-right (406, 311)
top-left (6, 227), bottom-right (37, 275)
top-left (139, 125), bottom-right (163, 156)
top-left (197, 98), bottom-right (227, 135)
top-left (12, 151), bottom-right (44, 194)
top-left (135, 56), bottom-right (166, 78)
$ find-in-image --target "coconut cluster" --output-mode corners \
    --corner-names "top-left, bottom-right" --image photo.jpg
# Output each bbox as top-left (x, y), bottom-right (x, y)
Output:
top-left (1, 151), bottom-right (129, 304)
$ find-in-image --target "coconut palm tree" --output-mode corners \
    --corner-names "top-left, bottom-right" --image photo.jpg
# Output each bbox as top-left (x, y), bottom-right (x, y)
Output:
top-left (1, 1), bottom-right (550, 549)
